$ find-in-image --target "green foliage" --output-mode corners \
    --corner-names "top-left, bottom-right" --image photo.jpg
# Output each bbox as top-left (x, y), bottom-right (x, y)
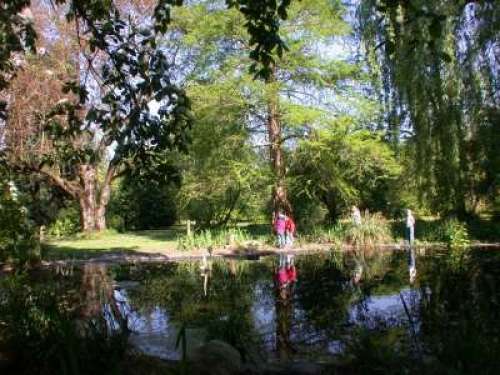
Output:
top-left (177, 227), bottom-right (254, 250)
top-left (178, 81), bottom-right (269, 227)
top-left (290, 120), bottom-right (401, 221)
top-left (442, 219), bottom-right (470, 248)
top-left (40, 3), bottom-right (194, 175)
top-left (406, 217), bottom-right (471, 246)
top-left (47, 205), bottom-right (80, 238)
top-left (226, 0), bottom-right (292, 79)
top-left (289, 194), bottom-right (328, 232)
top-left (108, 176), bottom-right (179, 231)
top-left (168, 0), bottom-right (361, 220)
top-left (358, 0), bottom-right (500, 215)
top-left (302, 223), bottom-right (346, 248)
top-left (1, 0), bottom-right (196, 234)
top-left (0, 0), bottom-right (36, 120)
top-left (0, 181), bottom-right (39, 264)
top-left (344, 213), bottom-right (392, 247)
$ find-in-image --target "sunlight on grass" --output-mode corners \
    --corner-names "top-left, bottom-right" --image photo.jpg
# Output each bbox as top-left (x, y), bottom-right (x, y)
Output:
top-left (44, 229), bottom-right (182, 260)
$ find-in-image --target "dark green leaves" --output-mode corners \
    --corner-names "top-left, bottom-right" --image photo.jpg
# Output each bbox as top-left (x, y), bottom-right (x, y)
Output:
top-left (154, 0), bottom-right (184, 34)
top-left (226, 0), bottom-right (292, 80)
top-left (0, 0), bottom-right (38, 119)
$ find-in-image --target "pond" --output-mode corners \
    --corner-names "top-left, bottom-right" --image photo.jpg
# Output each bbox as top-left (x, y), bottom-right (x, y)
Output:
top-left (2, 247), bottom-right (500, 374)
top-left (109, 247), bottom-right (500, 372)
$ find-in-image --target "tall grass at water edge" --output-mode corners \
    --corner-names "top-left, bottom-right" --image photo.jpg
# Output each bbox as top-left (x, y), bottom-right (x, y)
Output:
top-left (177, 214), bottom-right (394, 250)
top-left (175, 214), bottom-right (482, 250)
top-left (177, 227), bottom-right (262, 251)
top-left (344, 213), bottom-right (392, 247)
top-left (299, 213), bottom-right (392, 247)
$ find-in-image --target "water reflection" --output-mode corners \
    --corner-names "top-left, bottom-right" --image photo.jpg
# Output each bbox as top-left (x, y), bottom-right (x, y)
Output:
top-left (274, 254), bottom-right (297, 360)
top-left (200, 254), bottom-right (212, 297)
top-left (97, 248), bottom-right (500, 371)
top-left (408, 246), bottom-right (417, 284)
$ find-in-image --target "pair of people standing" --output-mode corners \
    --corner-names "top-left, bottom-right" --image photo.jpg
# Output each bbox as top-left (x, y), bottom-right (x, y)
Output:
top-left (273, 212), bottom-right (296, 248)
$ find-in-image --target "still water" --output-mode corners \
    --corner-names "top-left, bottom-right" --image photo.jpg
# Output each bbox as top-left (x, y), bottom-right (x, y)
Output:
top-left (101, 247), bottom-right (500, 370)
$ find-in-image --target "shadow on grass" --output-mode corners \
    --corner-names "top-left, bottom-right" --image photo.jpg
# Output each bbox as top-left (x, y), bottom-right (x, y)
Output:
top-left (42, 229), bottom-right (181, 260)
top-left (130, 228), bottom-right (182, 241)
top-left (42, 245), bottom-right (146, 261)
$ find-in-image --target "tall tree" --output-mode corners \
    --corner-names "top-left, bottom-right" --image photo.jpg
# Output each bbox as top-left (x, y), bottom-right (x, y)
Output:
top-left (0, 0), bottom-right (298, 232)
top-left (2, 0), bottom-right (192, 232)
top-left (178, 80), bottom-right (269, 227)
top-left (289, 119), bottom-right (401, 222)
top-left (166, 0), bottom-right (359, 220)
top-left (358, 0), bottom-right (499, 216)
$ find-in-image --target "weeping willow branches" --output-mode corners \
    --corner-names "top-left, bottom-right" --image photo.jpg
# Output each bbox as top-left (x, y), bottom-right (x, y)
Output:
top-left (358, 0), bottom-right (499, 215)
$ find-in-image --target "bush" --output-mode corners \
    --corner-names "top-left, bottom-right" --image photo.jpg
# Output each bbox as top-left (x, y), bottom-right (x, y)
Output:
top-left (288, 193), bottom-right (328, 232)
top-left (414, 218), bottom-right (471, 247)
top-left (47, 205), bottom-right (80, 237)
top-left (108, 178), bottom-right (178, 231)
top-left (344, 213), bottom-right (392, 247)
top-left (0, 184), bottom-right (40, 264)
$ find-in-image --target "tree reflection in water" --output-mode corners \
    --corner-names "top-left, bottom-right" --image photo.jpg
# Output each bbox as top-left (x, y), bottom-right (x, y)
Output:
top-left (274, 254), bottom-right (298, 360)
top-left (114, 248), bottom-right (500, 372)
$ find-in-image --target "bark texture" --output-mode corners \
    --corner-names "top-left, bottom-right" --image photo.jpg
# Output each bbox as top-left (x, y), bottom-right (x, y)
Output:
top-left (266, 74), bottom-right (292, 216)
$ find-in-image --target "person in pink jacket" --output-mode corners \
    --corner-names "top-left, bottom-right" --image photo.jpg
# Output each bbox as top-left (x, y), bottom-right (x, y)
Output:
top-left (273, 212), bottom-right (287, 248)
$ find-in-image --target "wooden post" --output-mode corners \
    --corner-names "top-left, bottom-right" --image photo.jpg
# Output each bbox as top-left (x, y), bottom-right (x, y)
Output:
top-left (187, 220), bottom-right (191, 237)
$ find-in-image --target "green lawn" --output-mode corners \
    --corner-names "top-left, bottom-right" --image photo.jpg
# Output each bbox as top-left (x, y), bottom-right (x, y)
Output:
top-left (42, 217), bottom-right (500, 261)
top-left (44, 229), bottom-right (182, 260)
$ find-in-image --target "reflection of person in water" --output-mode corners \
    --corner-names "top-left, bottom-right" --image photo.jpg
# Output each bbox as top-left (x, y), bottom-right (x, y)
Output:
top-left (352, 258), bottom-right (364, 285)
top-left (274, 254), bottom-right (298, 360)
top-left (408, 247), bottom-right (417, 284)
top-left (200, 254), bottom-right (212, 297)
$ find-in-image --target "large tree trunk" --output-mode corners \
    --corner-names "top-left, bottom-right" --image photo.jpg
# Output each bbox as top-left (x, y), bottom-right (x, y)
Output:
top-left (42, 162), bottom-right (115, 233)
top-left (266, 74), bottom-right (292, 217)
top-left (95, 202), bottom-right (107, 231)
top-left (95, 165), bottom-right (115, 231)
top-left (79, 164), bottom-right (97, 232)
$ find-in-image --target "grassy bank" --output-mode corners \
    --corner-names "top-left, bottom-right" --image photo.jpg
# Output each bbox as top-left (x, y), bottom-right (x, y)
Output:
top-left (43, 215), bottom-right (500, 261)
top-left (43, 229), bottom-right (181, 260)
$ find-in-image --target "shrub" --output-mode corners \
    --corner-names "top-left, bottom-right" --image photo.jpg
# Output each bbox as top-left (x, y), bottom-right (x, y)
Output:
top-left (0, 185), bottom-right (40, 264)
top-left (47, 205), bottom-right (80, 237)
top-left (108, 178), bottom-right (178, 231)
top-left (414, 218), bottom-right (471, 247)
top-left (344, 213), bottom-right (392, 247)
